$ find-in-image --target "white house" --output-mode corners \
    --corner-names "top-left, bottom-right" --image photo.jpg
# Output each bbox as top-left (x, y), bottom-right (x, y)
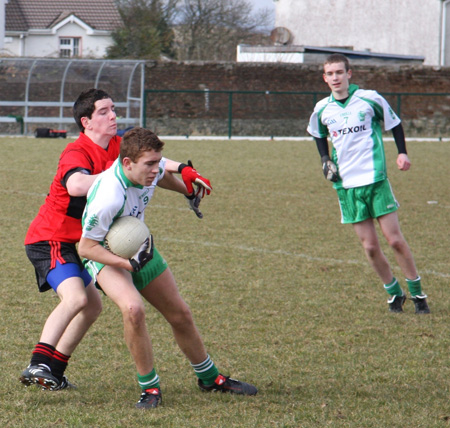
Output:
top-left (3, 0), bottom-right (122, 58)
top-left (271, 0), bottom-right (449, 66)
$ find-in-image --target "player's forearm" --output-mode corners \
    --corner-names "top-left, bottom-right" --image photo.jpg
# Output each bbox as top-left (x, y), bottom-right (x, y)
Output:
top-left (157, 171), bottom-right (189, 195)
top-left (164, 158), bottom-right (182, 173)
top-left (392, 123), bottom-right (407, 154)
top-left (315, 137), bottom-right (330, 158)
top-left (78, 237), bottom-right (132, 271)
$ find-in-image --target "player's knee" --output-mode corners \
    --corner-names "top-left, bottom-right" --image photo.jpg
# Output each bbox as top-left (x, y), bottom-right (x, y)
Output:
top-left (85, 297), bottom-right (102, 321)
top-left (63, 293), bottom-right (90, 315)
top-left (122, 301), bottom-right (146, 327)
top-left (386, 234), bottom-right (406, 252)
top-left (168, 305), bottom-right (194, 330)
top-left (361, 241), bottom-right (380, 259)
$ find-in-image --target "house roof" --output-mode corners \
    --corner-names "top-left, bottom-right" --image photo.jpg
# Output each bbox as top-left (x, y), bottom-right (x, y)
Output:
top-left (5, 0), bottom-right (122, 32)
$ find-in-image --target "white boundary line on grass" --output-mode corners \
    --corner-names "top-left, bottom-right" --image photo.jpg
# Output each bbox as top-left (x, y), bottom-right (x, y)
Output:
top-left (3, 134), bottom-right (450, 142)
top-left (6, 190), bottom-right (449, 210)
top-left (1, 195), bottom-right (447, 278)
top-left (140, 136), bottom-right (450, 142)
top-left (2, 189), bottom-right (449, 278)
top-left (160, 236), bottom-right (450, 279)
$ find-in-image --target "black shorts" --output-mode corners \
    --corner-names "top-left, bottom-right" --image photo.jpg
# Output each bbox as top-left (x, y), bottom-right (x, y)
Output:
top-left (25, 241), bottom-right (85, 292)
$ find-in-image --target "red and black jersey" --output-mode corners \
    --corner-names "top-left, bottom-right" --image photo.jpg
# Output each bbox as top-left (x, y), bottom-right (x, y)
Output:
top-left (25, 133), bottom-right (121, 244)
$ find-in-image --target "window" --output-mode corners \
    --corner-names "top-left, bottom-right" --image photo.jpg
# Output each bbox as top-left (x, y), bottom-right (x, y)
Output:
top-left (59, 38), bottom-right (81, 58)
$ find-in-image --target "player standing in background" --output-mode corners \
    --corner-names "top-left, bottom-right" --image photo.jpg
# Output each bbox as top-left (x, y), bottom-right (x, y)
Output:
top-left (20, 89), bottom-right (208, 391)
top-left (78, 127), bottom-right (257, 409)
top-left (307, 54), bottom-right (430, 314)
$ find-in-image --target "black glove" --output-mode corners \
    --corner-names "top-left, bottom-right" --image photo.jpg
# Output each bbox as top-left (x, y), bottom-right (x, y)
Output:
top-left (129, 236), bottom-right (154, 272)
top-left (321, 155), bottom-right (339, 182)
top-left (185, 191), bottom-right (203, 219)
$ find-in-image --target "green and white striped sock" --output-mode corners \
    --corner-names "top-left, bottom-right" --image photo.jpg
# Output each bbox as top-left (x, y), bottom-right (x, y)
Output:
top-left (406, 276), bottom-right (423, 297)
top-left (384, 277), bottom-right (403, 296)
top-left (137, 368), bottom-right (160, 391)
top-left (191, 354), bottom-right (219, 386)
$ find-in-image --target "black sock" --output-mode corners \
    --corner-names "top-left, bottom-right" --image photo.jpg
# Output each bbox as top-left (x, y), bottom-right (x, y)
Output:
top-left (49, 350), bottom-right (70, 382)
top-left (30, 342), bottom-right (55, 368)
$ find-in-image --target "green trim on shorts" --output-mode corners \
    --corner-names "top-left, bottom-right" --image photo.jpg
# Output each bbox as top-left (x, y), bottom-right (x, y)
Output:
top-left (336, 179), bottom-right (399, 224)
top-left (84, 247), bottom-right (168, 291)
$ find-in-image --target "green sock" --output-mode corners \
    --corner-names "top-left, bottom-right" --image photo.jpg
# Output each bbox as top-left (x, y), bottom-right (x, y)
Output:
top-left (137, 368), bottom-right (160, 391)
top-left (191, 354), bottom-right (220, 386)
top-left (406, 276), bottom-right (423, 297)
top-left (384, 277), bottom-right (403, 296)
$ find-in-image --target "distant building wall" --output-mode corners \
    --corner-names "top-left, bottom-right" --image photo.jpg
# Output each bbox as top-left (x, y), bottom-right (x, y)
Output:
top-left (5, 25), bottom-right (112, 58)
top-left (0, 0), bottom-right (4, 52)
top-left (274, 0), bottom-right (444, 66)
top-left (3, 35), bottom-right (24, 56)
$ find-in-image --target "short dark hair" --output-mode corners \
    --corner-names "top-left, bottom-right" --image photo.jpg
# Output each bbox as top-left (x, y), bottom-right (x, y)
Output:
top-left (120, 127), bottom-right (165, 162)
top-left (73, 88), bottom-right (112, 132)
top-left (324, 54), bottom-right (350, 72)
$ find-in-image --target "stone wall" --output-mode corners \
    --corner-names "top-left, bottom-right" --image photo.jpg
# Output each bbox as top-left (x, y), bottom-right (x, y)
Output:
top-left (143, 61), bottom-right (450, 138)
top-left (1, 60), bottom-right (450, 137)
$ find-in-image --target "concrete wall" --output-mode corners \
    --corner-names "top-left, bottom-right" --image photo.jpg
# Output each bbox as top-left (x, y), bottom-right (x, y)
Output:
top-left (274, 0), bottom-right (444, 66)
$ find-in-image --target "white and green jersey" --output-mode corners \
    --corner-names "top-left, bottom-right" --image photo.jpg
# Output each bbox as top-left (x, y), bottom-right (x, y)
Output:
top-left (307, 84), bottom-right (401, 189)
top-left (82, 157), bottom-right (166, 242)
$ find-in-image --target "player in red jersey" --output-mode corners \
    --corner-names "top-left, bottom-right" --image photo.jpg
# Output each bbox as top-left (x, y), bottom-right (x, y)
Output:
top-left (19, 89), bottom-right (121, 390)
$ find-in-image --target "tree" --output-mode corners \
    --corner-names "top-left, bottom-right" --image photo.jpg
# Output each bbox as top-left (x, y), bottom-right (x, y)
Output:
top-left (107, 0), bottom-right (177, 59)
top-left (173, 0), bottom-right (273, 61)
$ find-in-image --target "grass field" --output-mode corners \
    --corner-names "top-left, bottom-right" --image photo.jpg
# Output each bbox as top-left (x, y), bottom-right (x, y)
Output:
top-left (0, 135), bottom-right (449, 428)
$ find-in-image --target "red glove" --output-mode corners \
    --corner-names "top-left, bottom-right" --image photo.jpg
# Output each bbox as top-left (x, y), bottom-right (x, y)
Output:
top-left (179, 160), bottom-right (212, 196)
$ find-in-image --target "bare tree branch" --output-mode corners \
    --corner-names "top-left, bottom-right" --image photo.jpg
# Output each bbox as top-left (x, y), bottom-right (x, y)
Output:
top-left (107, 0), bottom-right (272, 61)
top-left (174, 0), bottom-right (272, 61)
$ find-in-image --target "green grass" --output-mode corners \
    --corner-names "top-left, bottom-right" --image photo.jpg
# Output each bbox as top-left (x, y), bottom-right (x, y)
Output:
top-left (0, 135), bottom-right (449, 427)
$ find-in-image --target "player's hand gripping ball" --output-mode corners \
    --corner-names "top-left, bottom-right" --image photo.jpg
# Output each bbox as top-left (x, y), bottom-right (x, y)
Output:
top-left (128, 237), bottom-right (154, 272)
top-left (104, 216), bottom-right (150, 259)
top-left (321, 155), bottom-right (339, 182)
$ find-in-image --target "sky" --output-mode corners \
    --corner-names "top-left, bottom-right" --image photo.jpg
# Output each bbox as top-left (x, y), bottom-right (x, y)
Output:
top-left (248, 0), bottom-right (276, 31)
top-left (249, 0), bottom-right (275, 8)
